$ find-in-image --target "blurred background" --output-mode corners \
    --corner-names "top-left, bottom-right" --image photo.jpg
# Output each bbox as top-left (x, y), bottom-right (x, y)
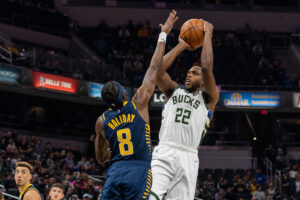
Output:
top-left (1, 0), bottom-right (300, 199)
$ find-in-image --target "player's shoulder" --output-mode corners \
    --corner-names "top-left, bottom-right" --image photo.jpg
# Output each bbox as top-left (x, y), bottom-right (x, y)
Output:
top-left (95, 114), bottom-right (105, 135)
top-left (170, 85), bottom-right (184, 95)
top-left (23, 188), bottom-right (42, 200)
top-left (100, 107), bottom-right (115, 123)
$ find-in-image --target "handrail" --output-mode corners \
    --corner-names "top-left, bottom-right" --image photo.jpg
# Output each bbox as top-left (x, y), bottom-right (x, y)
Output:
top-left (0, 46), bottom-right (12, 63)
top-left (88, 175), bottom-right (104, 183)
top-left (2, 192), bottom-right (20, 200)
top-left (0, 184), bottom-right (20, 200)
top-left (274, 170), bottom-right (282, 193)
top-left (264, 157), bottom-right (273, 184)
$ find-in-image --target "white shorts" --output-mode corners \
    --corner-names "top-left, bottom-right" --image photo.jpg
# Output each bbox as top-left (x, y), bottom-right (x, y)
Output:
top-left (150, 142), bottom-right (199, 200)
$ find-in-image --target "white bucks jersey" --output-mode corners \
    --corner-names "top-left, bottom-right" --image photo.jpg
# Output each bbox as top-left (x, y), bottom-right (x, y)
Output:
top-left (159, 87), bottom-right (213, 149)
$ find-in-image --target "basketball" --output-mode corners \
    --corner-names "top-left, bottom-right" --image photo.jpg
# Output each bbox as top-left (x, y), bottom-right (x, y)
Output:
top-left (179, 19), bottom-right (205, 49)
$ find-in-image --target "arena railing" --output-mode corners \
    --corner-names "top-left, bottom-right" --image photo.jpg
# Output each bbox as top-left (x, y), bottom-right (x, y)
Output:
top-left (0, 184), bottom-right (19, 200)
top-left (88, 175), bottom-right (105, 183)
top-left (274, 170), bottom-right (282, 193)
top-left (2, 192), bottom-right (19, 200)
top-left (24, 50), bottom-right (105, 80)
top-left (0, 46), bottom-right (12, 64)
top-left (264, 157), bottom-right (273, 184)
top-left (197, 156), bottom-right (257, 170)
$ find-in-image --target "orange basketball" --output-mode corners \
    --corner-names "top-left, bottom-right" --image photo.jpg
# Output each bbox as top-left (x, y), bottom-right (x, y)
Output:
top-left (179, 19), bottom-right (204, 49)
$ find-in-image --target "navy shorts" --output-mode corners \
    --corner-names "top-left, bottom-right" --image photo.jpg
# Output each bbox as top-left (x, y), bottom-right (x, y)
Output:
top-left (99, 160), bottom-right (152, 200)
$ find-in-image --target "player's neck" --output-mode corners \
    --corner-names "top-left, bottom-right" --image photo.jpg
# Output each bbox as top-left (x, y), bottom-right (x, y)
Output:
top-left (187, 87), bottom-right (202, 94)
top-left (18, 182), bottom-right (31, 193)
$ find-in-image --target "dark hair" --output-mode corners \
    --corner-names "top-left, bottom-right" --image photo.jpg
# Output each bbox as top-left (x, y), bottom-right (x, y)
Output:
top-left (101, 81), bottom-right (124, 109)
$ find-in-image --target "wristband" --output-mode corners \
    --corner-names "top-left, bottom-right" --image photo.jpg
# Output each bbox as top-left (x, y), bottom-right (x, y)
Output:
top-left (158, 32), bottom-right (167, 43)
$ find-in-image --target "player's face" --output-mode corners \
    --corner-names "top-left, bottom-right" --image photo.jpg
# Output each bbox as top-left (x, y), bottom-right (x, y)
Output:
top-left (49, 187), bottom-right (64, 200)
top-left (14, 167), bottom-right (32, 187)
top-left (185, 66), bottom-right (203, 92)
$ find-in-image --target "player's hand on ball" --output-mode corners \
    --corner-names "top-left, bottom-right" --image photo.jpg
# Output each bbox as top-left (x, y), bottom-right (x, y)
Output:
top-left (160, 9), bottom-right (178, 35)
top-left (178, 37), bottom-right (197, 51)
top-left (203, 20), bottom-right (213, 35)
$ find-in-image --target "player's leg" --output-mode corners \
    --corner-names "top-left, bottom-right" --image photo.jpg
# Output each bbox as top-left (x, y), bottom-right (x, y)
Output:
top-left (150, 145), bottom-right (177, 200)
top-left (165, 151), bottom-right (199, 200)
top-left (99, 166), bottom-right (122, 200)
top-left (121, 161), bottom-right (152, 200)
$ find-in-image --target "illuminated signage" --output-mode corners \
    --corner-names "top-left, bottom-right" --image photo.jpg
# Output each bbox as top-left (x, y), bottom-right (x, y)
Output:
top-left (153, 93), bottom-right (166, 103)
top-left (220, 92), bottom-right (281, 107)
top-left (32, 71), bottom-right (78, 93)
top-left (0, 65), bottom-right (19, 83)
top-left (89, 82), bottom-right (131, 99)
top-left (89, 82), bottom-right (104, 98)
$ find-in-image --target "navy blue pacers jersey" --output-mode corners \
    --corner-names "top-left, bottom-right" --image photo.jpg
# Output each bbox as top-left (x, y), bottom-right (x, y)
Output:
top-left (102, 101), bottom-right (152, 163)
top-left (100, 101), bottom-right (153, 200)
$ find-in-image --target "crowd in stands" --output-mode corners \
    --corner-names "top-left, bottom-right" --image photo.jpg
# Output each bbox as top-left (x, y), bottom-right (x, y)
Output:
top-left (79, 20), bottom-right (300, 90)
top-left (1, 127), bottom-right (300, 200)
top-left (193, 145), bottom-right (300, 200)
top-left (1, 13), bottom-right (300, 90)
top-left (0, 129), bottom-right (106, 200)
top-left (0, 39), bottom-right (108, 82)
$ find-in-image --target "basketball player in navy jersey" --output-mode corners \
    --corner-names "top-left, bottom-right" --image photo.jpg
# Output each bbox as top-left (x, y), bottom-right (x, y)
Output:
top-left (14, 161), bottom-right (44, 200)
top-left (95, 10), bottom-right (178, 200)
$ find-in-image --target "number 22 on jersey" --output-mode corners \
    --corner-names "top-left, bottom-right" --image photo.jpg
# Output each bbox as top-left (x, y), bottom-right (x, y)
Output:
top-left (117, 128), bottom-right (134, 156)
top-left (175, 108), bottom-right (191, 125)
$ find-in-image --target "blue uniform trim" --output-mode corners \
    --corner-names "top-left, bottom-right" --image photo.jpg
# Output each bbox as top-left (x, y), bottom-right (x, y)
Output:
top-left (208, 110), bottom-right (213, 119)
top-left (116, 82), bottom-right (124, 105)
top-left (142, 169), bottom-right (152, 199)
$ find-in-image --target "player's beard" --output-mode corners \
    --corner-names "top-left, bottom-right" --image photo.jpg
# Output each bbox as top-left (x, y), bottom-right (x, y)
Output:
top-left (186, 81), bottom-right (202, 93)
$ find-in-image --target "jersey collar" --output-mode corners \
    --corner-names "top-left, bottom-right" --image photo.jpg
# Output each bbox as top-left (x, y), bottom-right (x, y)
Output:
top-left (19, 184), bottom-right (33, 197)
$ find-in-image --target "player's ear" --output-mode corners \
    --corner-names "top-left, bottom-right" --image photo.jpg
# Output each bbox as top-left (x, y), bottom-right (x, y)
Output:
top-left (122, 90), bottom-right (127, 102)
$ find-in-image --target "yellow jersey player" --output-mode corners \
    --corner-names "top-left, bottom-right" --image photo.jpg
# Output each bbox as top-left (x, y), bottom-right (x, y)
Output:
top-left (14, 161), bottom-right (44, 200)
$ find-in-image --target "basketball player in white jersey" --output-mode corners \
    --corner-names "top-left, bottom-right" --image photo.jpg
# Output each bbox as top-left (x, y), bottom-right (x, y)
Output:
top-left (150, 21), bottom-right (219, 200)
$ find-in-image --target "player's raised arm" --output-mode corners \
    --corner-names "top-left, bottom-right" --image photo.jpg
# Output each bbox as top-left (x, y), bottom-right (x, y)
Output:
top-left (94, 116), bottom-right (111, 164)
top-left (156, 40), bottom-right (190, 98)
top-left (133, 10), bottom-right (178, 123)
top-left (200, 21), bottom-right (219, 113)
